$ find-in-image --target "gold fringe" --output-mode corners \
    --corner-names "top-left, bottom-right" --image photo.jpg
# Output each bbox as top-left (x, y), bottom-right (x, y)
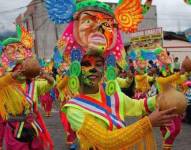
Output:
top-left (77, 115), bottom-right (157, 150)
top-left (0, 85), bottom-right (28, 119)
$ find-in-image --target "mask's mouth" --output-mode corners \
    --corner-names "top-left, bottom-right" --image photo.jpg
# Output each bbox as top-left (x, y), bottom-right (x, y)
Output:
top-left (15, 55), bottom-right (24, 61)
top-left (87, 74), bottom-right (98, 80)
top-left (88, 33), bottom-right (107, 45)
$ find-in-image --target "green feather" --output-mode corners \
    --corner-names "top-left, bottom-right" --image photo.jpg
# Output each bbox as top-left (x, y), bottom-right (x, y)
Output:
top-left (16, 25), bottom-right (22, 40)
top-left (154, 47), bottom-right (163, 55)
top-left (2, 38), bottom-right (20, 46)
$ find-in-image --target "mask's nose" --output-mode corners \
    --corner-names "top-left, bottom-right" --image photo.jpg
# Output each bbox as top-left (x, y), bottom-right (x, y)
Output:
top-left (97, 24), bottom-right (104, 34)
top-left (89, 68), bottom-right (97, 73)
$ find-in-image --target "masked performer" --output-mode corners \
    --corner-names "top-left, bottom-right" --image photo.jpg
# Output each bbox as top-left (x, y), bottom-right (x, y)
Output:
top-left (45, 0), bottom-right (177, 150)
top-left (0, 65), bottom-right (5, 150)
top-left (154, 48), bottom-right (186, 150)
top-left (129, 50), bottom-right (155, 99)
top-left (0, 25), bottom-right (54, 150)
top-left (39, 59), bottom-right (58, 117)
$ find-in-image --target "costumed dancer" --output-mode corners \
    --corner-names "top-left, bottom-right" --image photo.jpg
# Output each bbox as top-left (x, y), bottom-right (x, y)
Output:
top-left (182, 80), bottom-right (191, 124)
top-left (154, 48), bottom-right (187, 150)
top-left (181, 56), bottom-right (191, 124)
top-left (0, 25), bottom-right (54, 150)
top-left (56, 62), bottom-right (77, 150)
top-left (0, 65), bottom-right (5, 150)
top-left (129, 50), bottom-right (155, 99)
top-left (54, 39), bottom-right (77, 148)
top-left (38, 58), bottom-right (57, 117)
top-left (39, 88), bottom-right (57, 117)
top-left (45, 0), bottom-right (179, 149)
top-left (115, 49), bottom-right (134, 95)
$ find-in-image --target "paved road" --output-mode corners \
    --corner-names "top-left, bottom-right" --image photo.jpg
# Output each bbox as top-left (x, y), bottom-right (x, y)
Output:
top-left (44, 111), bottom-right (191, 150)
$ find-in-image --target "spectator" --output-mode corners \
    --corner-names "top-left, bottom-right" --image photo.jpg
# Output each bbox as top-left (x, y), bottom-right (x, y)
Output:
top-left (174, 57), bottom-right (180, 72)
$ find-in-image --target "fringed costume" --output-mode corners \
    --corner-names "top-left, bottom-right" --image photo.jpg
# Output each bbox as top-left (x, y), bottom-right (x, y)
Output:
top-left (0, 25), bottom-right (54, 150)
top-left (45, 0), bottom-right (157, 149)
top-left (155, 48), bottom-right (186, 150)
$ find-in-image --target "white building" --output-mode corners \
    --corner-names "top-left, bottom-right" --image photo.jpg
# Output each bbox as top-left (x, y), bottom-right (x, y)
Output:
top-left (164, 40), bottom-right (191, 62)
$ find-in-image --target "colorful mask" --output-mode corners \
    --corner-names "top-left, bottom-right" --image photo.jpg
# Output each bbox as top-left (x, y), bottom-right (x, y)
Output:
top-left (0, 25), bottom-right (33, 72)
top-left (157, 50), bottom-right (172, 65)
top-left (74, 11), bottom-right (116, 52)
top-left (135, 58), bottom-right (148, 73)
top-left (155, 49), bottom-right (173, 76)
top-left (45, 0), bottom-right (144, 95)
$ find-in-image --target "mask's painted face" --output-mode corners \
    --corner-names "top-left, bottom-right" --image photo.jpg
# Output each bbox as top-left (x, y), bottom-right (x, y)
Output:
top-left (158, 50), bottom-right (172, 65)
top-left (80, 55), bottom-right (104, 88)
top-left (4, 44), bottom-right (16, 61)
top-left (14, 43), bottom-right (26, 61)
top-left (4, 43), bottom-right (26, 62)
top-left (136, 59), bottom-right (148, 70)
top-left (74, 11), bottom-right (116, 53)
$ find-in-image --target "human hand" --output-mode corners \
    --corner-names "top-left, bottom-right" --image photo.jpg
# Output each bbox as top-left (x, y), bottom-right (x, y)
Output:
top-left (148, 107), bottom-right (178, 127)
top-left (39, 70), bottom-right (54, 84)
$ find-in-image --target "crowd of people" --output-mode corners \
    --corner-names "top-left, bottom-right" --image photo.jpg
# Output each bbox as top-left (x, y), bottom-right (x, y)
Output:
top-left (0, 0), bottom-right (190, 150)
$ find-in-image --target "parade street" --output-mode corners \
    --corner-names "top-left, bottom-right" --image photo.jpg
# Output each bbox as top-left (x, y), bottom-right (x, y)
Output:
top-left (44, 110), bottom-right (191, 150)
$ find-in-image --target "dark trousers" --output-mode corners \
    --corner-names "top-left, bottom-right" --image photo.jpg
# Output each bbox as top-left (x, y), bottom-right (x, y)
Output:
top-left (185, 105), bottom-right (191, 124)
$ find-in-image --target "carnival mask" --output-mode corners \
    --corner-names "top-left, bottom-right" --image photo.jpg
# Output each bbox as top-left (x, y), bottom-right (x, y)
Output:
top-left (158, 50), bottom-right (172, 65)
top-left (4, 43), bottom-right (27, 62)
top-left (80, 55), bottom-right (104, 87)
top-left (136, 59), bottom-right (148, 70)
top-left (74, 11), bottom-right (116, 53)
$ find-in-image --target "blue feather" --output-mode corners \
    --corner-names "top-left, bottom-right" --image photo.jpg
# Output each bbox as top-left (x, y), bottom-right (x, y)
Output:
top-left (141, 49), bottom-right (157, 60)
top-left (129, 51), bottom-right (137, 61)
top-left (44, 0), bottom-right (76, 24)
top-left (53, 47), bottom-right (63, 68)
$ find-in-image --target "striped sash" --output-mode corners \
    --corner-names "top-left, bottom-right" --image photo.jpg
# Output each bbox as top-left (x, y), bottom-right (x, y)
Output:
top-left (15, 81), bottom-right (43, 138)
top-left (67, 88), bottom-right (126, 130)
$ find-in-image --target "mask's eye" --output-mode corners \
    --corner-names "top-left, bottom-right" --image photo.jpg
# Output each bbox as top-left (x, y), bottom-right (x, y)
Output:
top-left (95, 60), bottom-right (104, 67)
top-left (102, 22), bottom-right (111, 28)
top-left (83, 19), bottom-right (93, 25)
top-left (81, 61), bottom-right (91, 67)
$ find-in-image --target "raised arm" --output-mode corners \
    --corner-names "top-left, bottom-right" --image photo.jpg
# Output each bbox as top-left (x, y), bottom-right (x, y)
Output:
top-left (123, 92), bottom-right (156, 117)
top-left (156, 73), bottom-right (180, 85)
top-left (116, 77), bottom-right (132, 88)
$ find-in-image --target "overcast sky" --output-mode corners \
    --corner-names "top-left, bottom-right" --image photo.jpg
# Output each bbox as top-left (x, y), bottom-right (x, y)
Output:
top-left (0, 0), bottom-right (191, 33)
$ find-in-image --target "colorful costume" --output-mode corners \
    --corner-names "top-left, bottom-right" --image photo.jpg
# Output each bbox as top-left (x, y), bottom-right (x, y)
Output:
top-left (39, 88), bottom-right (56, 117)
top-left (182, 80), bottom-right (191, 123)
top-left (64, 82), bottom-right (157, 149)
top-left (0, 69), bottom-right (5, 149)
top-left (45, 0), bottom-right (157, 149)
top-left (0, 25), bottom-right (54, 150)
top-left (155, 48), bottom-right (185, 149)
top-left (129, 50), bottom-right (155, 99)
top-left (56, 73), bottom-right (77, 147)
